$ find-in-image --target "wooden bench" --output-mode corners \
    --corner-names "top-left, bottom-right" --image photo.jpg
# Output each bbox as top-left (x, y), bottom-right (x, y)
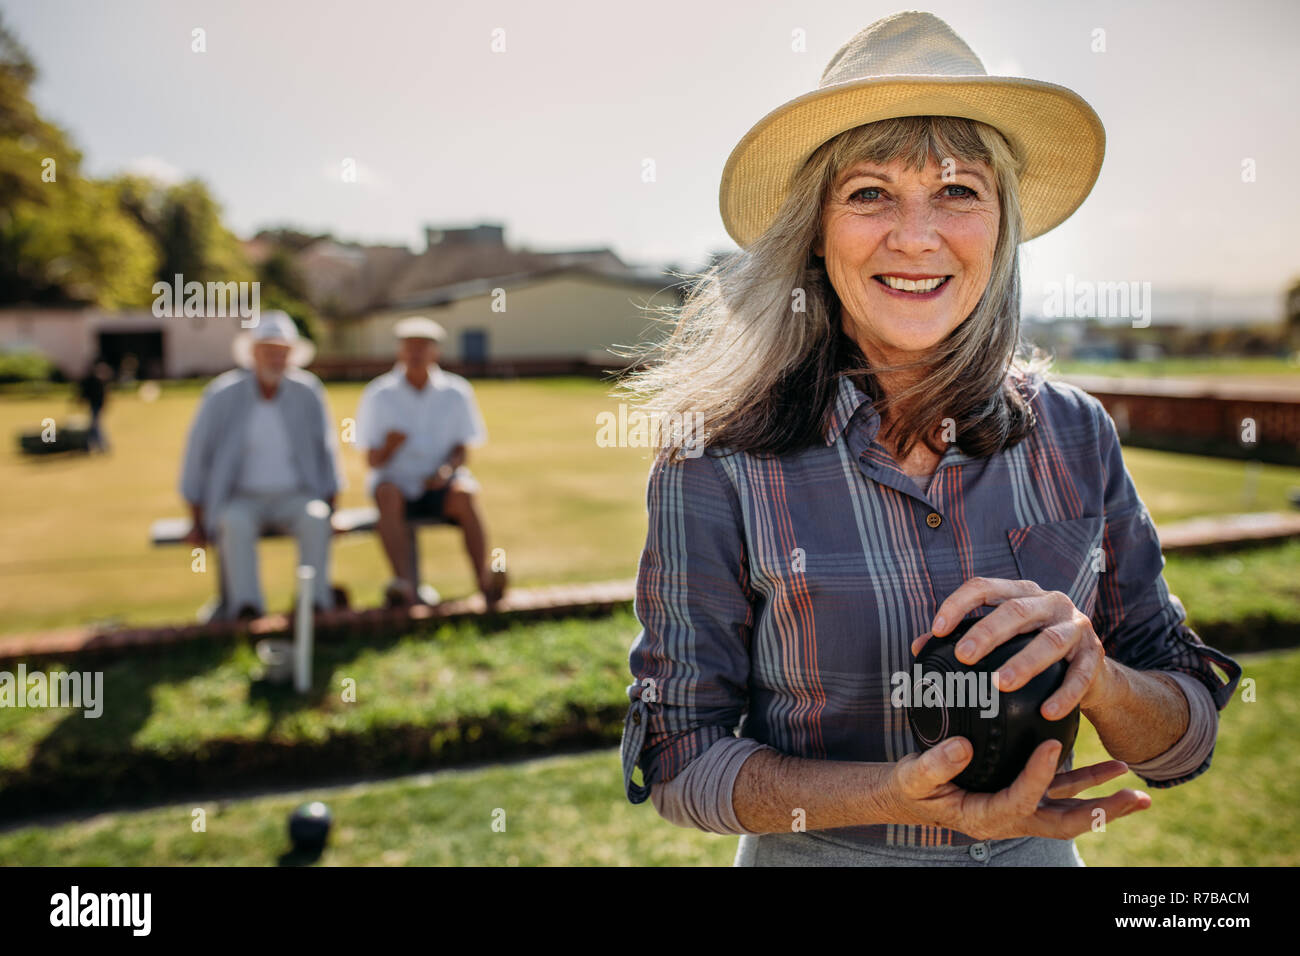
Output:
top-left (150, 506), bottom-right (452, 621)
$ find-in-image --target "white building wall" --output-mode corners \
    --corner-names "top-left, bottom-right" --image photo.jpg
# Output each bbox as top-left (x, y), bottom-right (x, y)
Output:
top-left (330, 274), bottom-right (676, 363)
top-left (0, 309), bottom-right (244, 378)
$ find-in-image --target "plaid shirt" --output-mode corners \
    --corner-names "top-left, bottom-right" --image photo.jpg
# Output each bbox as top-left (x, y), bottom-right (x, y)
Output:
top-left (620, 371), bottom-right (1242, 848)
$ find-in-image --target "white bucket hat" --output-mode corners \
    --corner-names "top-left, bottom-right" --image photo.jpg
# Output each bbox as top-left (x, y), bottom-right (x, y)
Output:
top-left (719, 10), bottom-right (1106, 248)
top-left (232, 310), bottom-right (316, 369)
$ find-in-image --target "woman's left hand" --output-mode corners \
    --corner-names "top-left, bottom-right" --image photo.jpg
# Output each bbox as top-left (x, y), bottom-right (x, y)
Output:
top-left (911, 578), bottom-right (1113, 720)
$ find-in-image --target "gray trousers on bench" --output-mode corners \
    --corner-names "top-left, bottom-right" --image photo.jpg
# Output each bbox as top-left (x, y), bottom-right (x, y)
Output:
top-left (218, 492), bottom-right (335, 615)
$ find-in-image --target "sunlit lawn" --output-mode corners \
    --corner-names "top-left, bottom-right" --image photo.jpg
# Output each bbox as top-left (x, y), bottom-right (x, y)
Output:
top-left (0, 647), bottom-right (1290, 866)
top-left (0, 609), bottom-right (645, 796)
top-left (1054, 355), bottom-right (1300, 382)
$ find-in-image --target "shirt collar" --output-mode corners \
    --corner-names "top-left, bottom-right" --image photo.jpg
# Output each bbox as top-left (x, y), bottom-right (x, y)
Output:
top-left (823, 372), bottom-right (880, 446)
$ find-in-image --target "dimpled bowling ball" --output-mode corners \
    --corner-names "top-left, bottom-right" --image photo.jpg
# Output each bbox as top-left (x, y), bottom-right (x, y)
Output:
top-left (905, 618), bottom-right (1080, 792)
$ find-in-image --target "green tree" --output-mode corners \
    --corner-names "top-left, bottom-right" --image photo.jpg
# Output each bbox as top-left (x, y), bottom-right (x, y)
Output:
top-left (256, 245), bottom-right (322, 343)
top-left (111, 175), bottom-right (253, 288)
top-left (1285, 275), bottom-right (1300, 353)
top-left (1, 178), bottom-right (157, 307)
top-left (0, 13), bottom-right (157, 307)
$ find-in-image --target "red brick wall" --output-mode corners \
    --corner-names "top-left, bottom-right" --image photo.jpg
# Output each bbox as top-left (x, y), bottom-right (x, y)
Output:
top-left (1085, 390), bottom-right (1300, 463)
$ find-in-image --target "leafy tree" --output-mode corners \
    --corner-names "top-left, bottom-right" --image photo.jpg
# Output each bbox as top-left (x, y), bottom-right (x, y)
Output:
top-left (1286, 275), bottom-right (1300, 353)
top-left (110, 175), bottom-right (253, 288)
top-left (252, 227), bottom-right (332, 253)
top-left (0, 13), bottom-right (157, 307)
top-left (256, 245), bottom-right (322, 343)
top-left (1, 178), bottom-right (157, 307)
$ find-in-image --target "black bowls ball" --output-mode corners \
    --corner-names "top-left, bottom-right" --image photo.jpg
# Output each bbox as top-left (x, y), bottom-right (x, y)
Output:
top-left (905, 617), bottom-right (1079, 792)
top-left (288, 801), bottom-right (332, 852)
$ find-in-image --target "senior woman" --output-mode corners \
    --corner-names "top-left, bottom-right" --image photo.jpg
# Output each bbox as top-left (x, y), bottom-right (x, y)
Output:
top-left (618, 11), bottom-right (1242, 867)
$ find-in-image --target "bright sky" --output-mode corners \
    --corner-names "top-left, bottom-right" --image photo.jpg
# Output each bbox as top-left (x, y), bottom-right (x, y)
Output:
top-left (7, 0), bottom-right (1298, 305)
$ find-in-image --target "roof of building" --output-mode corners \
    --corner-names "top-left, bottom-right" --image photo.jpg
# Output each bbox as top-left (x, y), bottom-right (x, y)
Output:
top-left (386, 263), bottom-right (685, 311)
top-left (271, 224), bottom-right (674, 319)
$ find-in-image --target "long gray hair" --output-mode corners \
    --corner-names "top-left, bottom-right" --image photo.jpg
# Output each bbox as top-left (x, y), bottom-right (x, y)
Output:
top-left (617, 115), bottom-right (1052, 463)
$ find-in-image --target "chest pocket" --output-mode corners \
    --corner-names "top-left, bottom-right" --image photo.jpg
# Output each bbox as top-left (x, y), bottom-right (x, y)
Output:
top-left (1007, 515), bottom-right (1106, 618)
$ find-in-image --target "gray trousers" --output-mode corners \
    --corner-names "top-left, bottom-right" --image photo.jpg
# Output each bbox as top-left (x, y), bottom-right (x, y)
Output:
top-left (217, 492), bottom-right (334, 615)
top-left (735, 832), bottom-right (1086, 866)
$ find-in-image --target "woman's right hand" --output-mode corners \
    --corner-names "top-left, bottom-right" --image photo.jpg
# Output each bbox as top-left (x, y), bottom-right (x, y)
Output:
top-left (885, 737), bottom-right (1152, 841)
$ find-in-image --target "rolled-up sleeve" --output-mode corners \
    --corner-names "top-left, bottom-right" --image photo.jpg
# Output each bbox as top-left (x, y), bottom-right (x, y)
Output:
top-left (1088, 399), bottom-right (1242, 787)
top-left (620, 449), bottom-right (755, 805)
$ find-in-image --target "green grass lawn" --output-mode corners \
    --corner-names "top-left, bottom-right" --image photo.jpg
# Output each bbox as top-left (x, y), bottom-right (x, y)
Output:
top-left (0, 534), bottom-right (1294, 822)
top-left (2, 375), bottom-right (1299, 637)
top-left (0, 608), bottom-right (646, 814)
top-left (1165, 539), bottom-right (1300, 629)
top-left (1053, 355), bottom-right (1300, 381)
top-left (0, 646), bottom-right (1291, 866)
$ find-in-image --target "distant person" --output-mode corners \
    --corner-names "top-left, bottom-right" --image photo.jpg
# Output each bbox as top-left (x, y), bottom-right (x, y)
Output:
top-left (356, 316), bottom-right (506, 608)
top-left (179, 311), bottom-right (343, 619)
top-left (78, 359), bottom-right (113, 453)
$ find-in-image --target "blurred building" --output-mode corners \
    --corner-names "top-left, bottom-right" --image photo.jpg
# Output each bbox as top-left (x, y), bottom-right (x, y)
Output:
top-left (0, 307), bottom-right (243, 379)
top-left (315, 264), bottom-right (680, 378)
top-left (268, 223), bottom-right (682, 377)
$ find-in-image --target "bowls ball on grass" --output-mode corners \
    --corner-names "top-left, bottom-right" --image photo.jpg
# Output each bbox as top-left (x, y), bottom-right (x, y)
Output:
top-left (905, 617), bottom-right (1080, 792)
top-left (289, 801), bottom-right (332, 852)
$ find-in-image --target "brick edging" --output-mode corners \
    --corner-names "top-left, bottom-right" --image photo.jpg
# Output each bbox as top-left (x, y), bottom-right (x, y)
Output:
top-left (0, 581), bottom-right (636, 665)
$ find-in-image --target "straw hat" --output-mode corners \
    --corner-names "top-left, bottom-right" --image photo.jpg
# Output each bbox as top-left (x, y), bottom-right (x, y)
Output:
top-left (232, 310), bottom-right (316, 369)
top-left (719, 10), bottom-right (1105, 248)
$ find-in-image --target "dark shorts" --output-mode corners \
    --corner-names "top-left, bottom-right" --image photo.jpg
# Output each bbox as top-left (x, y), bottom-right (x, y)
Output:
top-left (405, 487), bottom-right (450, 520)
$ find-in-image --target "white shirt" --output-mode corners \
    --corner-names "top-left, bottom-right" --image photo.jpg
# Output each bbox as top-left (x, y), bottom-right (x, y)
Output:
top-left (356, 364), bottom-right (487, 499)
top-left (235, 397), bottom-right (302, 496)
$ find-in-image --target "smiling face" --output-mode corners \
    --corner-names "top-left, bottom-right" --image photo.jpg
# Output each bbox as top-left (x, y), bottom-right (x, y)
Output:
top-left (813, 155), bottom-right (1001, 369)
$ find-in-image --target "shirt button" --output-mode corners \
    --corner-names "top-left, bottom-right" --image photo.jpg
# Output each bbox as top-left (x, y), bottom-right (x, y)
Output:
top-left (969, 842), bottom-right (989, 862)
top-left (926, 512), bottom-right (942, 528)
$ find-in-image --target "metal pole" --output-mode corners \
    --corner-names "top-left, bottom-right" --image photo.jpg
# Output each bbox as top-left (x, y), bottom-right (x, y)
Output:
top-left (295, 565), bottom-right (315, 693)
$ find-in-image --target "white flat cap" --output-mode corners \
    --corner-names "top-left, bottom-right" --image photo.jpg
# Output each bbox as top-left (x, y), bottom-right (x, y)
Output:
top-left (394, 316), bottom-right (446, 342)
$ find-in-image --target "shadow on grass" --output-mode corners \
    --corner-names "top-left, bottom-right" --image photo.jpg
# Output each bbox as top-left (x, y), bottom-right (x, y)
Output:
top-left (276, 845), bottom-right (326, 866)
top-left (0, 611), bottom-right (628, 822)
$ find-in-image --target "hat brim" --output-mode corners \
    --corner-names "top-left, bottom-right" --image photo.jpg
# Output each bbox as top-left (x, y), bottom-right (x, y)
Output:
top-left (719, 74), bottom-right (1105, 248)
top-left (232, 334), bottom-right (316, 370)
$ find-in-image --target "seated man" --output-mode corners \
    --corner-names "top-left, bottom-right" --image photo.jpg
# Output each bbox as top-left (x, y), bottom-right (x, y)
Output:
top-left (179, 311), bottom-right (343, 619)
top-left (356, 316), bottom-right (506, 607)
